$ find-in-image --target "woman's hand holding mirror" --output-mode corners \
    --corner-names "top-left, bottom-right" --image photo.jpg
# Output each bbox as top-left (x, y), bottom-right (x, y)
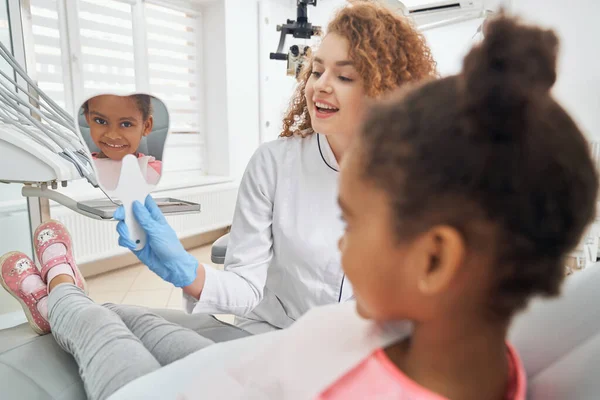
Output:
top-left (114, 196), bottom-right (199, 288)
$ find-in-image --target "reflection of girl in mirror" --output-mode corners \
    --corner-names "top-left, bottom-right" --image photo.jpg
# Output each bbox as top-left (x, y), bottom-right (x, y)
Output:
top-left (84, 94), bottom-right (162, 189)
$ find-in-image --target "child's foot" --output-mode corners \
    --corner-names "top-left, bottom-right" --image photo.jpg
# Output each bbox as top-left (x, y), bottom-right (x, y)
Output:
top-left (0, 252), bottom-right (51, 335)
top-left (34, 220), bottom-right (87, 293)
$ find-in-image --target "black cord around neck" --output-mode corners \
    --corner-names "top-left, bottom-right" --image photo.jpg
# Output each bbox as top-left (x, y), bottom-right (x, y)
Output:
top-left (317, 134), bottom-right (339, 173)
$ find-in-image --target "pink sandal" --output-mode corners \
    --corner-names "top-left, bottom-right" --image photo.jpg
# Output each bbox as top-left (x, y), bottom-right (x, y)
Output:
top-left (0, 252), bottom-right (51, 335)
top-left (33, 220), bottom-right (87, 294)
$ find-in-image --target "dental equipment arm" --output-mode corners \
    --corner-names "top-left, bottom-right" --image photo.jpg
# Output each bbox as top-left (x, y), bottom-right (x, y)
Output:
top-left (0, 39), bottom-right (98, 189)
top-left (0, 36), bottom-right (118, 218)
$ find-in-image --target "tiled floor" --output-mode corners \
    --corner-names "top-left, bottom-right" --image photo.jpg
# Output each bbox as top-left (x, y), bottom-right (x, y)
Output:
top-left (86, 244), bottom-right (234, 323)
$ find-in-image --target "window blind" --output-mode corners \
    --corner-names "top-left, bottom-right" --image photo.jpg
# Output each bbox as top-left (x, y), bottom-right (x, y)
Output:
top-left (30, 0), bottom-right (66, 108)
top-left (145, 3), bottom-right (201, 133)
top-left (78, 0), bottom-right (136, 98)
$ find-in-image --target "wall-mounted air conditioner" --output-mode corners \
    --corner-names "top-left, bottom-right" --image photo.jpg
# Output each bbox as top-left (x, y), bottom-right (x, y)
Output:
top-left (380, 0), bottom-right (485, 29)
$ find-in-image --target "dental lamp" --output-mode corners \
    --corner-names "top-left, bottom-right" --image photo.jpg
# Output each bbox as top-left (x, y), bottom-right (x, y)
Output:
top-left (270, 0), bottom-right (322, 79)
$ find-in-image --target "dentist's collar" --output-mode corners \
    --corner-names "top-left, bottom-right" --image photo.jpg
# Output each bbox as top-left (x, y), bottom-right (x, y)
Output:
top-left (317, 133), bottom-right (340, 172)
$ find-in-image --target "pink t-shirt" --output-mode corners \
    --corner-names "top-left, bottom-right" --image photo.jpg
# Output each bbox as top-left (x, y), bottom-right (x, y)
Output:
top-left (91, 152), bottom-right (163, 190)
top-left (317, 344), bottom-right (526, 400)
top-left (91, 152), bottom-right (162, 174)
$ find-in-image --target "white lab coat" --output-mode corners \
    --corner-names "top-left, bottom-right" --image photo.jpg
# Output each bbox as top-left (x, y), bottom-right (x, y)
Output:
top-left (109, 302), bottom-right (411, 400)
top-left (184, 134), bottom-right (353, 333)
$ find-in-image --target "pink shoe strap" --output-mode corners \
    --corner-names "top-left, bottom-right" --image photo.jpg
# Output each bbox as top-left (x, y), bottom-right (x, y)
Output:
top-left (41, 254), bottom-right (75, 282)
top-left (37, 238), bottom-right (71, 257)
top-left (28, 287), bottom-right (48, 302)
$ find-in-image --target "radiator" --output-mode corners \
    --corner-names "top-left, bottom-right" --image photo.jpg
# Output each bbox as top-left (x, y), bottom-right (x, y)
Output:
top-left (49, 182), bottom-right (239, 265)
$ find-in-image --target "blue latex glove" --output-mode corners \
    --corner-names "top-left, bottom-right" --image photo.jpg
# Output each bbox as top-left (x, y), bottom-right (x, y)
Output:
top-left (114, 195), bottom-right (198, 287)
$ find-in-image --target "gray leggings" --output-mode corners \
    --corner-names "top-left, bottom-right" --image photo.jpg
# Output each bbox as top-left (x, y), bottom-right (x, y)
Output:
top-left (48, 284), bottom-right (214, 400)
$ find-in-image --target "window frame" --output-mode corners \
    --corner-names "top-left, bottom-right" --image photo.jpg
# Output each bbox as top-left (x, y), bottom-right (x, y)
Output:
top-left (29, 0), bottom-right (205, 135)
top-left (27, 0), bottom-right (207, 176)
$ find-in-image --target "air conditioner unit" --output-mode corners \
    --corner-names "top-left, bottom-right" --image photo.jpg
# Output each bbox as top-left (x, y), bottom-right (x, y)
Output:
top-left (380, 0), bottom-right (484, 28)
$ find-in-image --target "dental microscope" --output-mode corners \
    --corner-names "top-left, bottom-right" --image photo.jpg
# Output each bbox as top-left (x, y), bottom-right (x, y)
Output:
top-left (270, 0), bottom-right (321, 80)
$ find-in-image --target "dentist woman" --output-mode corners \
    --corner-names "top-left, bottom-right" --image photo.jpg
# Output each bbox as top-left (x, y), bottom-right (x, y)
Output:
top-left (116, 1), bottom-right (438, 334)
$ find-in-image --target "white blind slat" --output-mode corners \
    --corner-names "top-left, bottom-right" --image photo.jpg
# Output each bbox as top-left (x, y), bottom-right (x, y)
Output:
top-left (35, 71), bottom-right (66, 84)
top-left (79, 0), bottom-right (135, 98)
top-left (30, 15), bottom-right (60, 33)
top-left (145, 2), bottom-right (201, 134)
top-left (147, 54), bottom-right (196, 69)
top-left (146, 37), bottom-right (197, 55)
top-left (83, 83), bottom-right (136, 93)
top-left (30, 0), bottom-right (65, 108)
top-left (144, 23), bottom-right (196, 42)
top-left (144, 4), bottom-right (195, 26)
top-left (78, 19), bottom-right (133, 40)
top-left (78, 36), bottom-right (134, 55)
top-left (81, 54), bottom-right (135, 70)
top-left (78, 0), bottom-right (131, 21)
top-left (82, 73), bottom-right (136, 86)
top-left (30, 0), bottom-right (203, 139)
top-left (34, 53), bottom-right (62, 65)
top-left (158, 101), bottom-right (200, 112)
top-left (81, 67), bottom-right (134, 80)
top-left (149, 84), bottom-right (196, 97)
top-left (30, 0), bottom-right (58, 10)
top-left (30, 34), bottom-right (60, 49)
top-left (169, 115), bottom-right (200, 124)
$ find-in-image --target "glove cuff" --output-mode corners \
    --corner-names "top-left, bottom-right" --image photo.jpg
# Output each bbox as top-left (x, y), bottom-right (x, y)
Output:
top-left (166, 252), bottom-right (199, 288)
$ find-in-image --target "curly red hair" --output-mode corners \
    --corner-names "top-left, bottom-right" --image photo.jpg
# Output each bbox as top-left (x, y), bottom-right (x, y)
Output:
top-left (280, 0), bottom-right (438, 137)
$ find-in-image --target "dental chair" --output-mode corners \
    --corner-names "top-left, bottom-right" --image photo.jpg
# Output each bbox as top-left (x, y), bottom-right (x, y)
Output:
top-left (0, 263), bottom-right (598, 399)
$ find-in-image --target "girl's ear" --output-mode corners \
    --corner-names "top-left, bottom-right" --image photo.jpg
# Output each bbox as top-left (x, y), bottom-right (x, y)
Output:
top-left (415, 226), bottom-right (466, 296)
top-left (143, 115), bottom-right (154, 137)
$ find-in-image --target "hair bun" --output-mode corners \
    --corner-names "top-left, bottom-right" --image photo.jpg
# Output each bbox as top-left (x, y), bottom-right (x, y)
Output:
top-left (461, 14), bottom-right (560, 139)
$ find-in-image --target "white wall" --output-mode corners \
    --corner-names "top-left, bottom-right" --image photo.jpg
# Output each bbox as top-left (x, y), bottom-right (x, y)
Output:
top-left (511, 0), bottom-right (600, 141)
top-left (202, 0), bottom-right (261, 179)
top-left (257, 0), bottom-right (296, 142)
top-left (422, 18), bottom-right (484, 76)
top-left (224, 0), bottom-right (261, 177)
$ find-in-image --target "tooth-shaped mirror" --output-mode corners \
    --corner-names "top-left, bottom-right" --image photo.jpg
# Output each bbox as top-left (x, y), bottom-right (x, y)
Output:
top-left (72, 93), bottom-right (199, 250)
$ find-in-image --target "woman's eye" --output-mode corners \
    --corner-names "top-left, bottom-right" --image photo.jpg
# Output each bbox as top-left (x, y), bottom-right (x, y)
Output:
top-left (121, 121), bottom-right (133, 128)
top-left (339, 76), bottom-right (353, 82)
top-left (93, 117), bottom-right (107, 125)
top-left (311, 71), bottom-right (322, 78)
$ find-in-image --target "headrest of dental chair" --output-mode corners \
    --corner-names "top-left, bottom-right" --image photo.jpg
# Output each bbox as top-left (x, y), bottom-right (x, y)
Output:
top-left (509, 264), bottom-right (600, 399)
top-left (78, 96), bottom-right (169, 161)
